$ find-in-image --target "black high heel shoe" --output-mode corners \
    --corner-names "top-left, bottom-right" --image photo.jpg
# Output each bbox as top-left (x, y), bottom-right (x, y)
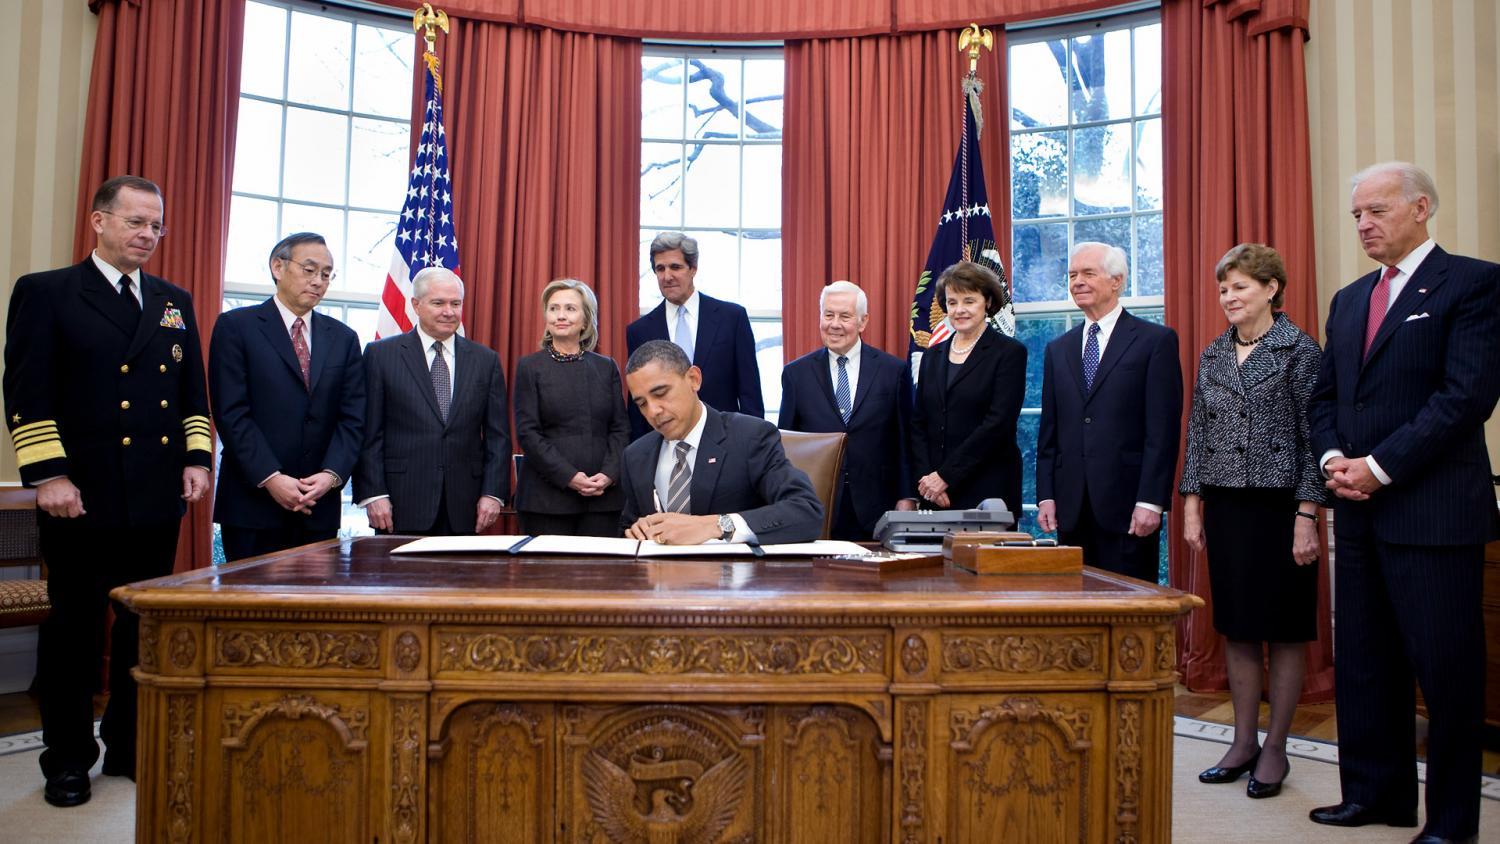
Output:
top-left (1246, 758), bottom-right (1289, 799)
top-left (1198, 750), bottom-right (1260, 784)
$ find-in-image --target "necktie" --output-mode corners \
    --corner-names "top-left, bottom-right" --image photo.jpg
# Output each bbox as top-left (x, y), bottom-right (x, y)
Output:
top-left (119, 275), bottom-right (141, 315)
top-left (664, 441), bottom-right (692, 513)
top-left (1363, 265), bottom-right (1401, 359)
top-left (1082, 322), bottom-right (1101, 390)
top-left (290, 317), bottom-right (311, 390)
top-left (431, 341), bottom-right (451, 423)
top-left (835, 355), bottom-right (851, 422)
top-left (674, 305), bottom-right (695, 362)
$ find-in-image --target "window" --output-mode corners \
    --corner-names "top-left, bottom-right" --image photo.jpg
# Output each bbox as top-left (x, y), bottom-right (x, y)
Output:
top-left (639, 48), bottom-right (785, 421)
top-left (217, 1), bottom-right (416, 558)
top-left (1006, 12), bottom-right (1165, 577)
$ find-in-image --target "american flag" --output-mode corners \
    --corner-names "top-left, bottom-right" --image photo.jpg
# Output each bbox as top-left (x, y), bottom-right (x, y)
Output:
top-left (377, 55), bottom-right (460, 339)
top-left (908, 75), bottom-right (1012, 361)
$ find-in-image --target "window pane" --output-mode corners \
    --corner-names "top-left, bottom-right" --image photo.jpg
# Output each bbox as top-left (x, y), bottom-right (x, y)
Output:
top-left (1011, 130), bottom-right (1067, 219)
top-left (233, 97), bottom-right (282, 197)
top-left (241, 2), bottom-right (287, 99)
top-left (1069, 29), bottom-right (1131, 124)
top-left (739, 232), bottom-right (781, 311)
top-left (349, 117), bottom-right (409, 211)
top-left (684, 229), bottom-right (739, 302)
top-left (1016, 314), bottom-right (1069, 407)
top-left (352, 24), bottom-right (414, 118)
top-left (642, 56), bottom-right (685, 140)
top-left (638, 229), bottom-right (659, 313)
top-left (683, 144), bottom-right (740, 228)
top-left (1011, 222), bottom-right (1069, 303)
top-left (282, 107), bottom-right (349, 205)
top-left (1134, 118), bottom-right (1162, 211)
top-left (1072, 123), bottom-right (1131, 215)
top-left (1018, 410), bottom-right (1041, 509)
top-left (226, 195), bottom-right (278, 288)
top-left (1010, 40), bottom-right (1067, 129)
top-left (641, 142), bottom-right (684, 227)
top-left (751, 319), bottom-right (783, 425)
top-left (743, 59), bottom-right (784, 140)
top-left (1135, 23), bottom-right (1162, 116)
top-left (741, 146), bottom-right (781, 227)
top-left (1073, 216), bottom-right (1130, 255)
top-left (344, 304), bottom-right (380, 348)
top-left (288, 11), bottom-right (352, 110)
top-left (281, 203), bottom-right (346, 272)
top-left (687, 58), bottom-right (742, 141)
top-left (346, 210), bottom-right (399, 296)
top-left (1134, 213), bottom-right (1164, 297)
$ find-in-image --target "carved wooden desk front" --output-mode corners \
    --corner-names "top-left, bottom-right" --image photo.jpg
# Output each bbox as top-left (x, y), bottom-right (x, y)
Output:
top-left (115, 536), bottom-right (1201, 843)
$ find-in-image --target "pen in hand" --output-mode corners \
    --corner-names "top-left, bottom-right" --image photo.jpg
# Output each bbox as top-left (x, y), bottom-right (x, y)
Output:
top-left (652, 490), bottom-right (663, 513)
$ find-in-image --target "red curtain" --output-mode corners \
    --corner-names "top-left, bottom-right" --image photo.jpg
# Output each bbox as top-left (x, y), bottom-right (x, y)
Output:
top-left (417, 18), bottom-right (641, 396)
top-left (782, 30), bottom-right (1009, 361)
top-left (77, 0), bottom-right (245, 573)
top-left (1162, 0), bottom-right (1332, 701)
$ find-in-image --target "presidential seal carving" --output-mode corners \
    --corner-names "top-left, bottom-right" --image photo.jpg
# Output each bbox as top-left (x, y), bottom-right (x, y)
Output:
top-left (438, 631), bottom-right (884, 676)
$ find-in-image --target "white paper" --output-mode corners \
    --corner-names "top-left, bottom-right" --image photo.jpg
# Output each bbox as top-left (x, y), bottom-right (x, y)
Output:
top-left (389, 535), bottom-right (527, 555)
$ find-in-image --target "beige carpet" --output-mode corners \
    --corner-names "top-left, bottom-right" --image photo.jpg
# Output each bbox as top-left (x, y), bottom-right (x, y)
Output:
top-left (0, 721), bottom-right (1495, 842)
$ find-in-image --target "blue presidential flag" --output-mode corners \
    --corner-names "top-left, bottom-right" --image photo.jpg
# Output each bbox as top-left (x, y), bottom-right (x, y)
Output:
top-left (909, 77), bottom-right (1013, 359)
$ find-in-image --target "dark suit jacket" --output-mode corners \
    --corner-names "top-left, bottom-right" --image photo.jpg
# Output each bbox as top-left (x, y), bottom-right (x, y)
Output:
top-left (209, 298), bottom-right (364, 533)
top-left (3, 259), bottom-right (212, 527)
top-left (910, 328), bottom-right (1027, 512)
top-left (618, 406), bottom-right (823, 544)
top-left (625, 292), bottom-right (763, 439)
top-left (1308, 246), bottom-right (1500, 546)
top-left (1036, 310), bottom-right (1183, 534)
top-left (352, 330), bottom-right (509, 534)
top-left (779, 342), bottom-right (913, 533)
top-left (512, 349), bottom-right (628, 515)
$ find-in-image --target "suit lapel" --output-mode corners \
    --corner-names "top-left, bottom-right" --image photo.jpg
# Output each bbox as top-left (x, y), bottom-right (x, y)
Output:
top-left (255, 298), bottom-right (308, 388)
top-left (692, 295), bottom-right (722, 367)
top-left (947, 329), bottom-right (997, 391)
top-left (78, 262), bottom-right (140, 338)
top-left (124, 277), bottom-right (170, 361)
top-left (1086, 312), bottom-right (1139, 401)
top-left (1364, 249), bottom-right (1448, 366)
top-left (634, 432), bottom-right (665, 513)
top-left (1062, 325), bottom-right (1087, 400)
top-left (400, 331), bottom-right (445, 424)
top-left (646, 301), bottom-right (669, 342)
top-left (690, 407), bottom-right (726, 516)
top-left (812, 350), bottom-right (840, 419)
top-left (846, 346), bottom-right (876, 422)
top-left (306, 311), bottom-right (334, 394)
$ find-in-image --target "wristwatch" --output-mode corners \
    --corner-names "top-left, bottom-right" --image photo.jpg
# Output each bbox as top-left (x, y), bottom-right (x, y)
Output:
top-left (717, 514), bottom-right (735, 542)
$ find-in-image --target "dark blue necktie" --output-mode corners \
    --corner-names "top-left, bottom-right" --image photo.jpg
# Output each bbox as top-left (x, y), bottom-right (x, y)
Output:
top-left (1082, 322), bottom-right (1101, 390)
top-left (835, 355), bottom-right (851, 422)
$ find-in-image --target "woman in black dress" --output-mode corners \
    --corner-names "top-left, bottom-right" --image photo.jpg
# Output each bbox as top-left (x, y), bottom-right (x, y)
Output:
top-left (512, 279), bottom-right (629, 536)
top-left (910, 261), bottom-right (1027, 512)
top-left (1180, 243), bottom-right (1326, 799)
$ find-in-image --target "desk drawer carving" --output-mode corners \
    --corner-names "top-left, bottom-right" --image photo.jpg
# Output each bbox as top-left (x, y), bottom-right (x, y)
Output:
top-left (211, 624), bottom-right (382, 673)
top-left (938, 629), bottom-right (1106, 682)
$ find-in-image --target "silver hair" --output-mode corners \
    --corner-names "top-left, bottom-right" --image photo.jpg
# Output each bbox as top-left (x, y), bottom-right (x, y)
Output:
top-left (648, 231), bottom-right (700, 269)
top-left (1070, 241), bottom-right (1129, 279)
top-left (819, 280), bottom-right (868, 317)
top-left (411, 267), bottom-right (465, 301)
top-left (1351, 161), bottom-right (1440, 216)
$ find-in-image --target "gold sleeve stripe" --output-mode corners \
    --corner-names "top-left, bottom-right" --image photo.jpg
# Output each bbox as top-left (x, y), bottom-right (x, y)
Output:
top-left (185, 433), bottom-right (213, 452)
top-left (15, 440), bottom-right (65, 467)
top-left (12, 431), bottom-right (61, 451)
top-left (11, 420), bottom-right (59, 437)
top-left (183, 422), bottom-right (212, 434)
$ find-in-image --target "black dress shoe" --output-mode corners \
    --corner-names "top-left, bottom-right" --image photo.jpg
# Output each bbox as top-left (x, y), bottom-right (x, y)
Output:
top-left (101, 754), bottom-right (135, 780)
top-left (1409, 834), bottom-right (1477, 844)
top-left (43, 770), bottom-right (91, 808)
top-left (1245, 758), bottom-right (1288, 799)
top-left (1309, 802), bottom-right (1418, 828)
top-left (1198, 750), bottom-right (1259, 784)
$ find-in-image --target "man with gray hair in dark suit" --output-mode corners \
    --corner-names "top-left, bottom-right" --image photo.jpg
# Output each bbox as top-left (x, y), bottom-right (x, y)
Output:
top-left (354, 267), bottom-right (509, 535)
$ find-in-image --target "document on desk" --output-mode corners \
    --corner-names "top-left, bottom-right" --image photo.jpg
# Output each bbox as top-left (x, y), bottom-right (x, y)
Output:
top-left (390, 535), bottom-right (869, 558)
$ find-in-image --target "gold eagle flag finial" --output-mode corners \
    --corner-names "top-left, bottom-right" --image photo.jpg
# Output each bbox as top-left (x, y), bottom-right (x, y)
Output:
top-left (413, 3), bottom-right (449, 57)
top-left (958, 23), bottom-right (994, 75)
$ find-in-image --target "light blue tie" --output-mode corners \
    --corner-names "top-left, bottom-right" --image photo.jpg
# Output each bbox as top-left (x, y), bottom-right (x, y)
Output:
top-left (835, 355), bottom-right (851, 422)
top-left (1082, 322), bottom-right (1101, 391)
top-left (674, 305), bottom-right (694, 362)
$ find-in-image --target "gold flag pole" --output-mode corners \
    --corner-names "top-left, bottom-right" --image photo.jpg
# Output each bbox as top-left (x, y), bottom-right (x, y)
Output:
top-left (956, 23), bottom-right (994, 137)
top-left (413, 3), bottom-right (450, 91)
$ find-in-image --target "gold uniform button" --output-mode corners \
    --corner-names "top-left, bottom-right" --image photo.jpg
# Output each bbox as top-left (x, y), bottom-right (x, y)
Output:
top-left (120, 364), bottom-right (130, 374)
top-left (161, 436), bottom-right (169, 445)
top-left (120, 401), bottom-right (130, 410)
top-left (159, 364), bottom-right (167, 373)
top-left (161, 400), bottom-right (169, 408)
top-left (122, 437), bottom-right (132, 446)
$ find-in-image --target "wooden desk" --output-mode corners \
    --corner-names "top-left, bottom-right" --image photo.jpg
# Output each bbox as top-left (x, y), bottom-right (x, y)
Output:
top-left (116, 537), bottom-right (1201, 843)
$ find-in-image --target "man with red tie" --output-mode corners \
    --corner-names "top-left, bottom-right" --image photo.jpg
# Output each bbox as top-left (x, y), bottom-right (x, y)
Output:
top-left (1308, 162), bottom-right (1500, 844)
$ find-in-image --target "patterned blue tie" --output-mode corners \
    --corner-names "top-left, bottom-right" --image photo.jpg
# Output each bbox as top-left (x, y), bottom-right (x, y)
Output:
top-left (1082, 322), bottom-right (1101, 391)
top-left (674, 305), bottom-right (694, 362)
top-left (835, 355), bottom-right (851, 422)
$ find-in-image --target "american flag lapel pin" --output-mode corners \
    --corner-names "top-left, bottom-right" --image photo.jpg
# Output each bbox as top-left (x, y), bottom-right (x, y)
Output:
top-left (708, 458), bottom-right (718, 464)
top-left (1417, 288), bottom-right (1427, 294)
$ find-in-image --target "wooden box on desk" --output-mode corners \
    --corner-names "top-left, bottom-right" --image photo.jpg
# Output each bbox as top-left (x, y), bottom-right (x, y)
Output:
top-left (950, 542), bottom-right (1084, 575)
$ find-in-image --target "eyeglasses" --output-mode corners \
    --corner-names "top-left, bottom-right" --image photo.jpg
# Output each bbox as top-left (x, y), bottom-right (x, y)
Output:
top-left (100, 211), bottom-right (166, 238)
top-left (289, 261), bottom-right (336, 283)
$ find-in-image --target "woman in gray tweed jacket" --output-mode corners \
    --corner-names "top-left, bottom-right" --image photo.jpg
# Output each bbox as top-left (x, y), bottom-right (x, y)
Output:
top-left (1180, 243), bottom-right (1328, 800)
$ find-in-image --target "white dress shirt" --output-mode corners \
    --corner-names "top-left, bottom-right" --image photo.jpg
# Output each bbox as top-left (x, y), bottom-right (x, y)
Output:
top-left (652, 401), bottom-right (754, 542)
top-left (415, 325), bottom-right (457, 406)
top-left (91, 251), bottom-right (142, 306)
top-left (827, 339), bottom-right (863, 414)
top-left (271, 294), bottom-right (312, 354)
top-left (664, 290), bottom-right (701, 351)
top-left (1318, 237), bottom-right (1438, 486)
